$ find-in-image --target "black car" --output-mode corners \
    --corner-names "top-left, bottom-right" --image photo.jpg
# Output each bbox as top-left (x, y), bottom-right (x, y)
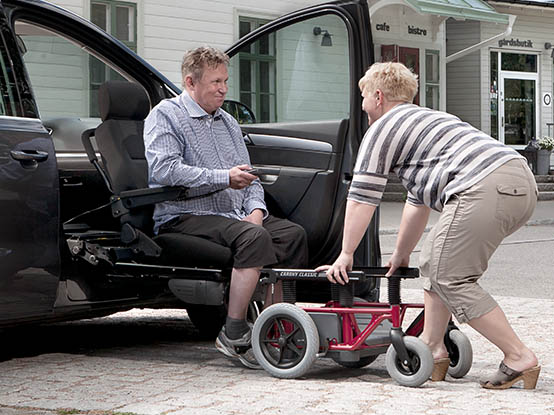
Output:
top-left (0, 0), bottom-right (379, 334)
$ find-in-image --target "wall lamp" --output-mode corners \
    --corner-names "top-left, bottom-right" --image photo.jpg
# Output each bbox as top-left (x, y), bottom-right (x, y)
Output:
top-left (313, 26), bottom-right (333, 47)
top-left (545, 42), bottom-right (554, 59)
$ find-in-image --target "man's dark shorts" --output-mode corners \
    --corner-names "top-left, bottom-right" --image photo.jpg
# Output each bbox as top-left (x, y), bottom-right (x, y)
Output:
top-left (159, 214), bottom-right (308, 269)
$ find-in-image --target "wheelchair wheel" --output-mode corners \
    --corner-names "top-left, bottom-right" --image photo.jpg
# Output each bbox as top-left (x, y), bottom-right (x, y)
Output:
top-left (446, 329), bottom-right (473, 378)
top-left (252, 303), bottom-right (319, 379)
top-left (332, 355), bottom-right (378, 369)
top-left (385, 336), bottom-right (433, 387)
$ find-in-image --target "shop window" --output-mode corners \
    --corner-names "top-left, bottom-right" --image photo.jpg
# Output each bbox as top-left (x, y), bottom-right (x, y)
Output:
top-left (501, 53), bottom-right (537, 72)
top-left (0, 34), bottom-right (19, 116)
top-left (425, 50), bottom-right (439, 110)
top-left (490, 51), bottom-right (499, 139)
top-left (237, 17), bottom-right (276, 123)
top-left (90, 1), bottom-right (137, 116)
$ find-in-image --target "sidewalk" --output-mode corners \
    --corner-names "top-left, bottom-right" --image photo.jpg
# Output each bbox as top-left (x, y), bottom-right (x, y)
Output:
top-left (379, 199), bottom-right (554, 235)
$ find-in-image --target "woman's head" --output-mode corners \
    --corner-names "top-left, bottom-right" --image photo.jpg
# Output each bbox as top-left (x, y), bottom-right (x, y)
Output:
top-left (359, 62), bottom-right (418, 124)
top-left (359, 62), bottom-right (418, 102)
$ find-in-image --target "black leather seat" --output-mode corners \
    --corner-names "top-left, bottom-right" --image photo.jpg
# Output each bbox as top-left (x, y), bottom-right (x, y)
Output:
top-left (89, 80), bottom-right (232, 269)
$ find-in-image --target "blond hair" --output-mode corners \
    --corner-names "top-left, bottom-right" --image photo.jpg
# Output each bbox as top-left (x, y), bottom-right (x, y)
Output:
top-left (181, 46), bottom-right (230, 87)
top-left (358, 62), bottom-right (418, 102)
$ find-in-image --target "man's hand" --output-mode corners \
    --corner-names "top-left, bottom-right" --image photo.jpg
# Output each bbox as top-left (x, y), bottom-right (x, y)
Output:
top-left (229, 165), bottom-right (257, 189)
top-left (242, 209), bottom-right (263, 226)
top-left (315, 251), bottom-right (354, 285)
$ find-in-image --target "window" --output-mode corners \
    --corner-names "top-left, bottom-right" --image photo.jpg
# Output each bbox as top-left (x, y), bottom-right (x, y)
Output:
top-left (90, 1), bottom-right (137, 116)
top-left (425, 50), bottom-right (439, 110)
top-left (237, 17), bottom-right (276, 123)
top-left (490, 51), bottom-right (498, 139)
top-left (15, 20), bottom-right (139, 150)
top-left (229, 14), bottom-right (350, 123)
top-left (0, 32), bottom-right (20, 116)
top-left (501, 53), bottom-right (537, 72)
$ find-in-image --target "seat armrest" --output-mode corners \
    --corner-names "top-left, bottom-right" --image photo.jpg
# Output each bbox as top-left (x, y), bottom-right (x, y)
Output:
top-left (117, 186), bottom-right (188, 209)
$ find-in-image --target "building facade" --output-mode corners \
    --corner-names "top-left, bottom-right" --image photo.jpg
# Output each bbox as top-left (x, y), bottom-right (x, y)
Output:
top-left (39, 0), bottom-right (554, 167)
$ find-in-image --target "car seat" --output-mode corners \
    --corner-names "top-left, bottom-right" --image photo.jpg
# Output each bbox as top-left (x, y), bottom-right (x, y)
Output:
top-left (72, 80), bottom-right (236, 313)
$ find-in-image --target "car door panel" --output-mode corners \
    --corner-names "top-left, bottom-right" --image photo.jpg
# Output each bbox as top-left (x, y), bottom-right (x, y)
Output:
top-left (226, 3), bottom-right (375, 266)
top-left (242, 119), bottom-right (348, 253)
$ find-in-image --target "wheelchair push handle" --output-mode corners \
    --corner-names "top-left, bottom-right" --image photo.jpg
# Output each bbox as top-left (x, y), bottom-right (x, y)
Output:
top-left (260, 267), bottom-right (418, 284)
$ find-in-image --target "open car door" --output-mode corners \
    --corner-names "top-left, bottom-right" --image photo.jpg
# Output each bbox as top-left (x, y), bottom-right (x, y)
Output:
top-left (225, 0), bottom-right (379, 270)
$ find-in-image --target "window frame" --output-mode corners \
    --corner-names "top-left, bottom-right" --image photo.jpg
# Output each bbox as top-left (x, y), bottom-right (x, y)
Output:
top-left (237, 16), bottom-right (277, 123)
top-left (424, 49), bottom-right (440, 110)
top-left (89, 0), bottom-right (137, 115)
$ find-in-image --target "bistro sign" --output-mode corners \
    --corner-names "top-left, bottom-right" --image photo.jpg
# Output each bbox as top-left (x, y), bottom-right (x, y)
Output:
top-left (498, 38), bottom-right (533, 48)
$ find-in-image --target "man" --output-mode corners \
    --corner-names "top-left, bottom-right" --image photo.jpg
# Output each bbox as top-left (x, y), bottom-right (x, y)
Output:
top-left (318, 62), bottom-right (540, 389)
top-left (144, 47), bottom-right (308, 368)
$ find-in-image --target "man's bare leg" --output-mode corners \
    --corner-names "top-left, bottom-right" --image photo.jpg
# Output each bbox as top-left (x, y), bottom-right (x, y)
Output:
top-left (227, 266), bottom-right (260, 320)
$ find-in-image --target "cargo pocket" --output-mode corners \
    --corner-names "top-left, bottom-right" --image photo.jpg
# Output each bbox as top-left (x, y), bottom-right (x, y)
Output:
top-left (495, 183), bottom-right (529, 231)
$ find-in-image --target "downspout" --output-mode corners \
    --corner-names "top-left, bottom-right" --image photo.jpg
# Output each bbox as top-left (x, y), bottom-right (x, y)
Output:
top-left (446, 14), bottom-right (517, 64)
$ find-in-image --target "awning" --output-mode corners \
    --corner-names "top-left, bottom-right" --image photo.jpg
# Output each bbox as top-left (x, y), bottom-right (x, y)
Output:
top-left (403, 0), bottom-right (511, 24)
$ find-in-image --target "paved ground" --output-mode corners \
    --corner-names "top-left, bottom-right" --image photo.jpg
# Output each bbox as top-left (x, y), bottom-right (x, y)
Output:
top-left (0, 291), bottom-right (552, 415)
top-left (1, 201), bottom-right (553, 415)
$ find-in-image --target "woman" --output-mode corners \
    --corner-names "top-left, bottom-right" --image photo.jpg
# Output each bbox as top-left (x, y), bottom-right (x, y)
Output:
top-left (318, 62), bottom-right (540, 389)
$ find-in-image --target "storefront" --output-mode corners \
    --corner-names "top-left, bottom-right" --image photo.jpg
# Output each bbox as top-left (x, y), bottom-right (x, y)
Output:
top-left (485, 1), bottom-right (554, 154)
top-left (368, 0), bottom-right (512, 114)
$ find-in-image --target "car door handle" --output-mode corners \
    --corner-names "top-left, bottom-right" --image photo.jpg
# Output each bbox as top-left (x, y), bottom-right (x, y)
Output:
top-left (243, 134), bottom-right (252, 145)
top-left (10, 150), bottom-right (49, 162)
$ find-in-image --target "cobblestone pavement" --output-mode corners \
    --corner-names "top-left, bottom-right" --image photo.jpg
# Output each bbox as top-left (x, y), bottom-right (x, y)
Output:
top-left (0, 290), bottom-right (552, 415)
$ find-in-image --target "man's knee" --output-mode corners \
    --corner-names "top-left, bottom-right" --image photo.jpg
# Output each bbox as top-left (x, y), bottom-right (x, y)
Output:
top-left (233, 225), bottom-right (275, 268)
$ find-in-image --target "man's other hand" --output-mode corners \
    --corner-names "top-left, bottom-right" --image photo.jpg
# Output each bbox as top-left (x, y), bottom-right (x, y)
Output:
top-left (229, 165), bottom-right (257, 189)
top-left (242, 209), bottom-right (263, 226)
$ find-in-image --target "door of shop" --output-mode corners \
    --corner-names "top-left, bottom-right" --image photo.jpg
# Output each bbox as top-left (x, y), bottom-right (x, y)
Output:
top-left (492, 52), bottom-right (538, 147)
top-left (381, 45), bottom-right (420, 105)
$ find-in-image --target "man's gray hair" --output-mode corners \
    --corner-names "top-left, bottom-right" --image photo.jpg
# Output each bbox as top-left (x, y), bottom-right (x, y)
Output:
top-left (181, 46), bottom-right (230, 87)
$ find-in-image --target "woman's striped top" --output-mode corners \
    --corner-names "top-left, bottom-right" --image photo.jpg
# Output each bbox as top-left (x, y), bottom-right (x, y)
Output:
top-left (348, 103), bottom-right (524, 211)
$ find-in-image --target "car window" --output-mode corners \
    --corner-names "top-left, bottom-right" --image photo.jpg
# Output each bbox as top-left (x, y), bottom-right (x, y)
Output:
top-left (14, 20), bottom-right (144, 151)
top-left (0, 32), bottom-right (20, 117)
top-left (227, 14), bottom-right (350, 123)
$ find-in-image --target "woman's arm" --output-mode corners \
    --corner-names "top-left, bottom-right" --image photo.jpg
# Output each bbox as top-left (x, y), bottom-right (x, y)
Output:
top-left (385, 202), bottom-right (431, 276)
top-left (317, 200), bottom-right (377, 285)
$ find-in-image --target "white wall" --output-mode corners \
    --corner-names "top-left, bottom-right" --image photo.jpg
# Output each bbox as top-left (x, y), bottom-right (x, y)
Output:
top-left (445, 19), bottom-right (481, 128)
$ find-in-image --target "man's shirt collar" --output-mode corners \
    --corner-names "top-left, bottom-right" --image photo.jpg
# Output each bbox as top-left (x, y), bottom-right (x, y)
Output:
top-left (180, 90), bottom-right (222, 119)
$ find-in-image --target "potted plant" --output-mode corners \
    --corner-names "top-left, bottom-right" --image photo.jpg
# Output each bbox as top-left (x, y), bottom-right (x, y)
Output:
top-left (536, 136), bottom-right (554, 175)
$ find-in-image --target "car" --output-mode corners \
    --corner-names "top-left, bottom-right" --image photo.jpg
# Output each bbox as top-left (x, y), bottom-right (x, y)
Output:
top-left (0, 0), bottom-right (380, 334)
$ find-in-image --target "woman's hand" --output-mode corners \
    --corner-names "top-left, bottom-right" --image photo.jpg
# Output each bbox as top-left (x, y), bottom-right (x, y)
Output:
top-left (385, 250), bottom-right (410, 277)
top-left (315, 251), bottom-right (354, 285)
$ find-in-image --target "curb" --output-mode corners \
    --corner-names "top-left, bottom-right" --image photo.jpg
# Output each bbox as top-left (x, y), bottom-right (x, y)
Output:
top-left (380, 218), bottom-right (554, 236)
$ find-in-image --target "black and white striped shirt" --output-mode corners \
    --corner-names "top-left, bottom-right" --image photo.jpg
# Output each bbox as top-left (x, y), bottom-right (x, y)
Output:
top-left (348, 104), bottom-right (524, 211)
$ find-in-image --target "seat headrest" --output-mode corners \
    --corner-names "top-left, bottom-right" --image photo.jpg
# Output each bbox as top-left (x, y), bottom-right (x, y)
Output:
top-left (99, 81), bottom-right (150, 121)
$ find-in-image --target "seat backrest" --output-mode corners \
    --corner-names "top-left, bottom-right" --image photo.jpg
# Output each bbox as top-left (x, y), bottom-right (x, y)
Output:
top-left (96, 80), bottom-right (152, 230)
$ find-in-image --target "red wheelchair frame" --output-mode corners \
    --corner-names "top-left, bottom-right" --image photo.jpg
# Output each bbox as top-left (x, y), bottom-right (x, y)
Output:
top-left (252, 267), bottom-right (471, 386)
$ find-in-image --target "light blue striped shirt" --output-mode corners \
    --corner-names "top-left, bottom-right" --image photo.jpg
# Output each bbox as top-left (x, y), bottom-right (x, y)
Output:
top-left (144, 90), bottom-right (267, 233)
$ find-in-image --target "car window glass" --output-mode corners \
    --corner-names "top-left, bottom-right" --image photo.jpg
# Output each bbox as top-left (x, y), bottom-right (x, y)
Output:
top-left (0, 33), bottom-right (20, 117)
top-left (14, 20), bottom-right (142, 151)
top-left (227, 14), bottom-right (350, 123)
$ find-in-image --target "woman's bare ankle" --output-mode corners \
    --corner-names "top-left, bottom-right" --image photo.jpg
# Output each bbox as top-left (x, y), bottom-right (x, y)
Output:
top-left (503, 347), bottom-right (538, 372)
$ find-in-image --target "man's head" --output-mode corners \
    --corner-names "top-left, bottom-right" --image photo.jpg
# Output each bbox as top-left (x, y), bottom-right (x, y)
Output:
top-left (359, 62), bottom-right (418, 124)
top-left (181, 47), bottom-right (230, 114)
